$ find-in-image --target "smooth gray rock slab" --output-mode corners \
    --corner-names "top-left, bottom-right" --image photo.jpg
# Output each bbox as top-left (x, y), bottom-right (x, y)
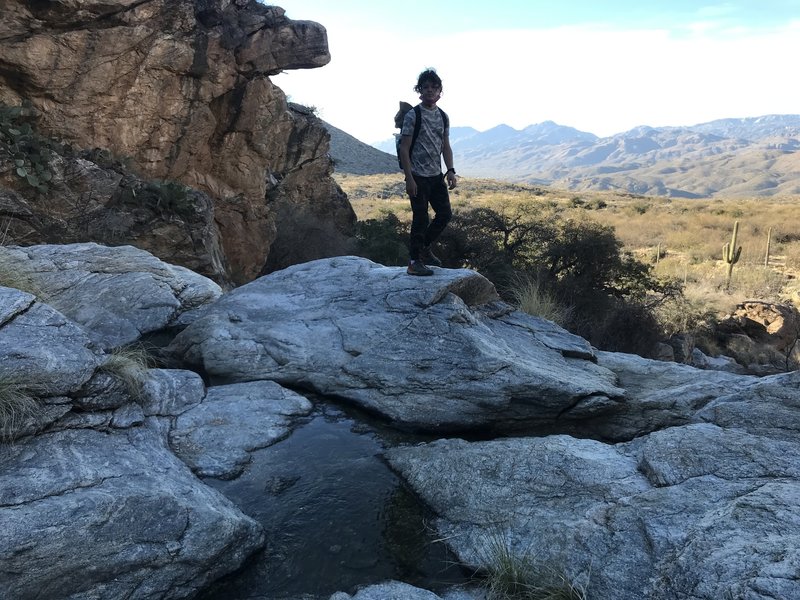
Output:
top-left (169, 380), bottom-right (313, 479)
top-left (329, 581), bottom-right (452, 599)
top-left (593, 350), bottom-right (758, 439)
top-left (695, 370), bottom-right (800, 441)
top-left (3, 243), bottom-right (221, 349)
top-left (0, 286), bottom-right (99, 397)
top-left (140, 368), bottom-right (206, 417)
top-left (168, 256), bottom-right (624, 431)
top-left (0, 421), bottom-right (265, 600)
top-left (593, 351), bottom-right (800, 440)
top-left (386, 422), bottom-right (800, 600)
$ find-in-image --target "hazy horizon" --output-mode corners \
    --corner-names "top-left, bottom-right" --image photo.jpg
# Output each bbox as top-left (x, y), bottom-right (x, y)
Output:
top-left (274, 0), bottom-right (800, 146)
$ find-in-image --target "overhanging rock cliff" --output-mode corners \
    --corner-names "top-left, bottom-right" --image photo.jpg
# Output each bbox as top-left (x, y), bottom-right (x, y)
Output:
top-left (0, 0), bottom-right (355, 284)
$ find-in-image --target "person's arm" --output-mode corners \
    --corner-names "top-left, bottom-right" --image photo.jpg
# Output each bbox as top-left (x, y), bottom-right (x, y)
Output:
top-left (442, 133), bottom-right (457, 190)
top-left (399, 135), bottom-right (417, 198)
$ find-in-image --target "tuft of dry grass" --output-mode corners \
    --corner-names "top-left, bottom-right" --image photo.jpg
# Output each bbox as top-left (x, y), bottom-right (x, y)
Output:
top-left (476, 531), bottom-right (588, 600)
top-left (99, 345), bottom-right (157, 402)
top-left (509, 276), bottom-right (573, 327)
top-left (0, 377), bottom-right (41, 442)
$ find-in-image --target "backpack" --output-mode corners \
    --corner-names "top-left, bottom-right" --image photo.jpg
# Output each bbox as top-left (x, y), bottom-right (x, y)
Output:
top-left (395, 103), bottom-right (449, 170)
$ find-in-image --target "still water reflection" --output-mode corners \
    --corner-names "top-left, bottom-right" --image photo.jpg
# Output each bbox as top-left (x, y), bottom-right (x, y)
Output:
top-left (198, 402), bottom-right (471, 599)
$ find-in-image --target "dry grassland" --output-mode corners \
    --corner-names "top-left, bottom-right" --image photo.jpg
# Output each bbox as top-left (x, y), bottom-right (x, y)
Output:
top-left (336, 173), bottom-right (800, 315)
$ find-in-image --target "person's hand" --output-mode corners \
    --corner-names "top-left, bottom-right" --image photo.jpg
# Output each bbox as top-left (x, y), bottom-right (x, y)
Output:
top-left (446, 171), bottom-right (457, 190)
top-left (405, 176), bottom-right (417, 198)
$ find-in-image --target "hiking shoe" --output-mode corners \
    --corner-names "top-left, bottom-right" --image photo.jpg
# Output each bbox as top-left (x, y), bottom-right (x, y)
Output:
top-left (407, 260), bottom-right (434, 276)
top-left (421, 246), bottom-right (443, 267)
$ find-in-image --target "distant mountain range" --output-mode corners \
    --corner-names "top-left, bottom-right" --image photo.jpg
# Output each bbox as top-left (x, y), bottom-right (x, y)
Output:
top-left (326, 115), bottom-right (800, 198)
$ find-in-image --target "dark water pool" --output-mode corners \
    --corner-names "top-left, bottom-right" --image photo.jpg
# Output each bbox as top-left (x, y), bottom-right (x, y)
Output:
top-left (197, 402), bottom-right (472, 599)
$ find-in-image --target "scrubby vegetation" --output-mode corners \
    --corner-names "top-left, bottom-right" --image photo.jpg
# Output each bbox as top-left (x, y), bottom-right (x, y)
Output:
top-left (99, 344), bottom-right (157, 402)
top-left (341, 173), bottom-right (800, 358)
top-left (0, 101), bottom-right (56, 194)
top-left (477, 532), bottom-right (587, 600)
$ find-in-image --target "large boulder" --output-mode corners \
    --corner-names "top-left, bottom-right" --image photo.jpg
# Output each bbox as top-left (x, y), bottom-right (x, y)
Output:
top-left (0, 0), bottom-right (356, 283)
top-left (1, 243), bottom-right (221, 349)
top-left (386, 420), bottom-right (800, 600)
top-left (713, 301), bottom-right (800, 373)
top-left (167, 256), bottom-right (625, 432)
top-left (0, 422), bottom-right (265, 600)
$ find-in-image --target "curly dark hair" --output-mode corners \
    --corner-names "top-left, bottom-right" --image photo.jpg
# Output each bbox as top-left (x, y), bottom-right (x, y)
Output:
top-left (414, 68), bottom-right (443, 93)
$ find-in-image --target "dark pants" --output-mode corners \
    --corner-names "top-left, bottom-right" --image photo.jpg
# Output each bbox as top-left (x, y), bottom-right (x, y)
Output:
top-left (408, 174), bottom-right (452, 260)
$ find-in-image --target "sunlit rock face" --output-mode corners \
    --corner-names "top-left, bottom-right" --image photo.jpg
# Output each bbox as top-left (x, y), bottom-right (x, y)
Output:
top-left (0, 0), bottom-right (355, 284)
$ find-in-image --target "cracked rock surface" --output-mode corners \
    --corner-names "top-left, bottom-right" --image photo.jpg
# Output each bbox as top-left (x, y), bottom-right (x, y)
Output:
top-left (0, 422), bottom-right (265, 600)
top-left (386, 391), bottom-right (800, 599)
top-left (167, 256), bottom-right (625, 432)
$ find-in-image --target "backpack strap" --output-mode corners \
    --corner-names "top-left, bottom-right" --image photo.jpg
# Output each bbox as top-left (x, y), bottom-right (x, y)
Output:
top-left (438, 107), bottom-right (449, 130)
top-left (409, 105), bottom-right (422, 157)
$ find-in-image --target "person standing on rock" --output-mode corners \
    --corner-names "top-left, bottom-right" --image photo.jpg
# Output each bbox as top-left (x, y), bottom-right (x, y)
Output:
top-left (398, 68), bottom-right (457, 276)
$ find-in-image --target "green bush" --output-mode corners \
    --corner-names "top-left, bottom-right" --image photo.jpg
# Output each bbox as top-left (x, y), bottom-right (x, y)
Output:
top-left (353, 212), bottom-right (409, 266)
top-left (0, 102), bottom-right (54, 194)
top-left (443, 206), bottom-right (681, 354)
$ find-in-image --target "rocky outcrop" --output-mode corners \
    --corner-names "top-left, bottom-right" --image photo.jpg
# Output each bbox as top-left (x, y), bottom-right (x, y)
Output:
top-left (3, 243), bottom-right (800, 599)
top-left (0, 0), bottom-right (356, 284)
top-left (0, 147), bottom-right (231, 283)
top-left (0, 247), bottom-right (294, 599)
top-left (166, 256), bottom-right (625, 432)
top-left (1, 243), bottom-right (221, 350)
top-left (1, 422), bottom-right (266, 600)
top-left (713, 300), bottom-right (800, 374)
top-left (387, 412), bottom-right (800, 599)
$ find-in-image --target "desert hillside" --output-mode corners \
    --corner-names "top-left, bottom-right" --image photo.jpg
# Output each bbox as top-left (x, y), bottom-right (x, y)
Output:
top-left (336, 172), bottom-right (800, 313)
top-left (344, 114), bottom-right (800, 198)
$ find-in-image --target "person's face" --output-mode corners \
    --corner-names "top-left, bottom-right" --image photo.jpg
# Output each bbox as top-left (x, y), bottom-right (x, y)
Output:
top-left (419, 81), bottom-right (442, 104)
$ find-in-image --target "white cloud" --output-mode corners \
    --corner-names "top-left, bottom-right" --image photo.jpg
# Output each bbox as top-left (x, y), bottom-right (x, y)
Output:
top-left (274, 20), bottom-right (800, 144)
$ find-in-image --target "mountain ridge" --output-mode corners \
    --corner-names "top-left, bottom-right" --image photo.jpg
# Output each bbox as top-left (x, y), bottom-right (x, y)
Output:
top-left (335, 114), bottom-right (800, 198)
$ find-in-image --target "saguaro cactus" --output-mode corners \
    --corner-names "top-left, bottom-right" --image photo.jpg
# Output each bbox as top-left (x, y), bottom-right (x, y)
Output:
top-left (723, 220), bottom-right (742, 289)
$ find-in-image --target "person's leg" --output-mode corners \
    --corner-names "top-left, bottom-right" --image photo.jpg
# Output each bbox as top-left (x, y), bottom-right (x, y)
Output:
top-left (408, 176), bottom-right (430, 261)
top-left (423, 175), bottom-right (452, 247)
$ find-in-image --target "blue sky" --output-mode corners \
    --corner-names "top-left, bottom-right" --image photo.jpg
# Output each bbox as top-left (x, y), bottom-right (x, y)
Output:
top-left (272, 1), bottom-right (800, 144)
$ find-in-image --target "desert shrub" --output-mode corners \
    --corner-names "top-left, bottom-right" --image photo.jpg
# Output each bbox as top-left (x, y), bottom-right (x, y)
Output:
top-left (438, 205), bottom-right (554, 288)
top-left (443, 206), bottom-right (680, 354)
top-left (0, 101), bottom-right (56, 194)
top-left (353, 212), bottom-right (408, 266)
top-left (572, 297), bottom-right (663, 356)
